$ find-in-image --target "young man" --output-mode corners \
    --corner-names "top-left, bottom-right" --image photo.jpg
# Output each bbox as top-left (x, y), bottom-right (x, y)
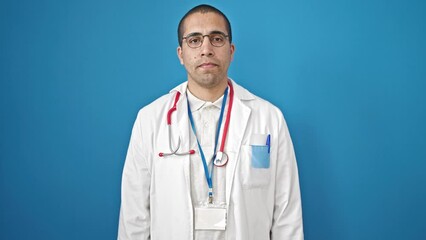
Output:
top-left (118, 4), bottom-right (304, 240)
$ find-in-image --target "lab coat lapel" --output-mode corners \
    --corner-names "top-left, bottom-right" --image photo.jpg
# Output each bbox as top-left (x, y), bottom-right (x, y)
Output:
top-left (225, 88), bottom-right (251, 207)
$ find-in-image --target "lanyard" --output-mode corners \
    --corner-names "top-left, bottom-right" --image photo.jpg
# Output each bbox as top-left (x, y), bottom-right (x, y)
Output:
top-left (187, 87), bottom-right (229, 204)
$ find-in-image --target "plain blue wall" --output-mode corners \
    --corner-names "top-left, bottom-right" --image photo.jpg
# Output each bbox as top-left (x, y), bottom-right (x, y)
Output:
top-left (1, 0), bottom-right (425, 239)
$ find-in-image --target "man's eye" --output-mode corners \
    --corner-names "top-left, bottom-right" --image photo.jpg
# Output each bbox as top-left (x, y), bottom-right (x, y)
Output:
top-left (189, 37), bottom-right (201, 44)
top-left (211, 36), bottom-right (224, 42)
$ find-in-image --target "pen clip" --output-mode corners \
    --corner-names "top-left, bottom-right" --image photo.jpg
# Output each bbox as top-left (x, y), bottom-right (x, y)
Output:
top-left (266, 134), bottom-right (271, 153)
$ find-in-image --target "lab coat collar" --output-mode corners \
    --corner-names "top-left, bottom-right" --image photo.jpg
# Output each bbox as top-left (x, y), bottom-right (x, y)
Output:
top-left (170, 78), bottom-right (256, 102)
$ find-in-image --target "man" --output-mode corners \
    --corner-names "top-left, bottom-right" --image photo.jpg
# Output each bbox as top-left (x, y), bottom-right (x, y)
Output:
top-left (118, 4), bottom-right (304, 240)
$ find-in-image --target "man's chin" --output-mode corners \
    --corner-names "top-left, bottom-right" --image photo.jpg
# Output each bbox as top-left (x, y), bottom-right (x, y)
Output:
top-left (192, 76), bottom-right (224, 89)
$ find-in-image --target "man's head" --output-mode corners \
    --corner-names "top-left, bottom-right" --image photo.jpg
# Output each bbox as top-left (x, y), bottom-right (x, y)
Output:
top-left (177, 4), bottom-right (235, 92)
top-left (178, 4), bottom-right (232, 47)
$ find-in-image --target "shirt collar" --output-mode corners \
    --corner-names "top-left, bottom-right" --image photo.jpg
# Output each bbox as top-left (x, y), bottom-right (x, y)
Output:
top-left (170, 78), bottom-right (256, 102)
top-left (186, 89), bottom-right (224, 112)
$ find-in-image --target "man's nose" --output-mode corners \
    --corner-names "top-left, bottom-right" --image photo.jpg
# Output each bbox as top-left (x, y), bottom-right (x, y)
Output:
top-left (200, 36), bottom-right (215, 57)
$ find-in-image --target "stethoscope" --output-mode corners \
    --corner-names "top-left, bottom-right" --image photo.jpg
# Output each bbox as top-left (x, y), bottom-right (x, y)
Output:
top-left (158, 90), bottom-right (196, 157)
top-left (159, 80), bottom-right (234, 167)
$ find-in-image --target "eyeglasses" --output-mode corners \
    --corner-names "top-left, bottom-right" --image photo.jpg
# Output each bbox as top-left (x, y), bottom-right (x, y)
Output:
top-left (182, 32), bottom-right (229, 48)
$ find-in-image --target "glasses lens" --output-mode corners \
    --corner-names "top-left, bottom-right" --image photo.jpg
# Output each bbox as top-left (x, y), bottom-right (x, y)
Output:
top-left (186, 35), bottom-right (203, 48)
top-left (209, 34), bottom-right (226, 47)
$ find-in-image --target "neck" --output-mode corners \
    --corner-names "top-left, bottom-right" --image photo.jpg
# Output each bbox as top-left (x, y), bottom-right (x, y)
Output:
top-left (187, 79), bottom-right (229, 102)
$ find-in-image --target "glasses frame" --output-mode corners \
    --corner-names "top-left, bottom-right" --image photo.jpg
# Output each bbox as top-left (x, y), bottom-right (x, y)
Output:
top-left (182, 32), bottom-right (230, 48)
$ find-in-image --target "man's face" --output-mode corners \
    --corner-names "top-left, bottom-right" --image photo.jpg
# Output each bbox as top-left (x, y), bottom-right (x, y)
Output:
top-left (177, 12), bottom-right (235, 90)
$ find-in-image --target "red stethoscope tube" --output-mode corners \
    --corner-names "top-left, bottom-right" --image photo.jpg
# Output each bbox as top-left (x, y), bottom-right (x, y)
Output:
top-left (166, 92), bottom-right (180, 125)
top-left (219, 81), bottom-right (234, 154)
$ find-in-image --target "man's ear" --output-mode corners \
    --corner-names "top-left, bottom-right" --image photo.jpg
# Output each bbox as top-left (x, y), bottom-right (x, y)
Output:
top-left (177, 46), bottom-right (184, 65)
top-left (230, 43), bottom-right (235, 61)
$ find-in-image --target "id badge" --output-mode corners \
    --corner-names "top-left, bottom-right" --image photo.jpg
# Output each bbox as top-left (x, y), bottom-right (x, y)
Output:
top-left (194, 207), bottom-right (227, 230)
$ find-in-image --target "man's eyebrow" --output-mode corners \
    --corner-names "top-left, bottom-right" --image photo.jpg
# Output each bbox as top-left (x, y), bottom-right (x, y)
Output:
top-left (184, 32), bottom-right (202, 38)
top-left (209, 30), bottom-right (227, 36)
top-left (184, 30), bottom-right (227, 38)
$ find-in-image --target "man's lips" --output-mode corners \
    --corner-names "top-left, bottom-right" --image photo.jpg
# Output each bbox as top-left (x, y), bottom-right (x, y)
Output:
top-left (198, 62), bottom-right (218, 68)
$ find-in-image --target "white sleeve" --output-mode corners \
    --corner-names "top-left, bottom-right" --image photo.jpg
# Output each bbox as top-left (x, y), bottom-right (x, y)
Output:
top-left (271, 114), bottom-right (304, 239)
top-left (118, 112), bottom-right (151, 240)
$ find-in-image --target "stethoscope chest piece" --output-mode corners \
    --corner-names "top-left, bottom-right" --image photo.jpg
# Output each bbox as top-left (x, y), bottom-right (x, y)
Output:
top-left (213, 151), bottom-right (228, 167)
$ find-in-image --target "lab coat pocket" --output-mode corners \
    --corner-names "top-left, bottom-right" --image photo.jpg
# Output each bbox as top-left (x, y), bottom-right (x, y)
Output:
top-left (251, 145), bottom-right (270, 168)
top-left (240, 145), bottom-right (271, 189)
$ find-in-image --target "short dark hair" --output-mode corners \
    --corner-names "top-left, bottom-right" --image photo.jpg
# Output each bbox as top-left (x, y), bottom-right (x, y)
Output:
top-left (177, 4), bottom-right (232, 47)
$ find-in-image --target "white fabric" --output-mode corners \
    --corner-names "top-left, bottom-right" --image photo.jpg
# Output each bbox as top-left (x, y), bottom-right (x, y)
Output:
top-left (187, 89), bottom-right (226, 240)
top-left (118, 80), bottom-right (304, 240)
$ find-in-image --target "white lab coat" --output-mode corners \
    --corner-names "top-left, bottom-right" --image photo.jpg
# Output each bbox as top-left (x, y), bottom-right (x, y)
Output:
top-left (118, 80), bottom-right (304, 240)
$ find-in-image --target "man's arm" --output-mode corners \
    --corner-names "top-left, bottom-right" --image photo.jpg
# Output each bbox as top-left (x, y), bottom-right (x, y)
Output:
top-left (118, 112), bottom-right (151, 240)
top-left (270, 113), bottom-right (304, 239)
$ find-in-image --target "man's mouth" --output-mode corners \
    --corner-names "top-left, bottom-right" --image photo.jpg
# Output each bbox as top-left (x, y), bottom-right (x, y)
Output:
top-left (198, 62), bottom-right (218, 69)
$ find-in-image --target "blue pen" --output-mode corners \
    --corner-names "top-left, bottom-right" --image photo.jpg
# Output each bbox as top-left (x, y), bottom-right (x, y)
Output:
top-left (266, 134), bottom-right (271, 153)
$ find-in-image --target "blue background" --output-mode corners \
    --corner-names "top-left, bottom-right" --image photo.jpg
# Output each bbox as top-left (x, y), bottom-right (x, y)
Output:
top-left (1, 0), bottom-right (425, 239)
